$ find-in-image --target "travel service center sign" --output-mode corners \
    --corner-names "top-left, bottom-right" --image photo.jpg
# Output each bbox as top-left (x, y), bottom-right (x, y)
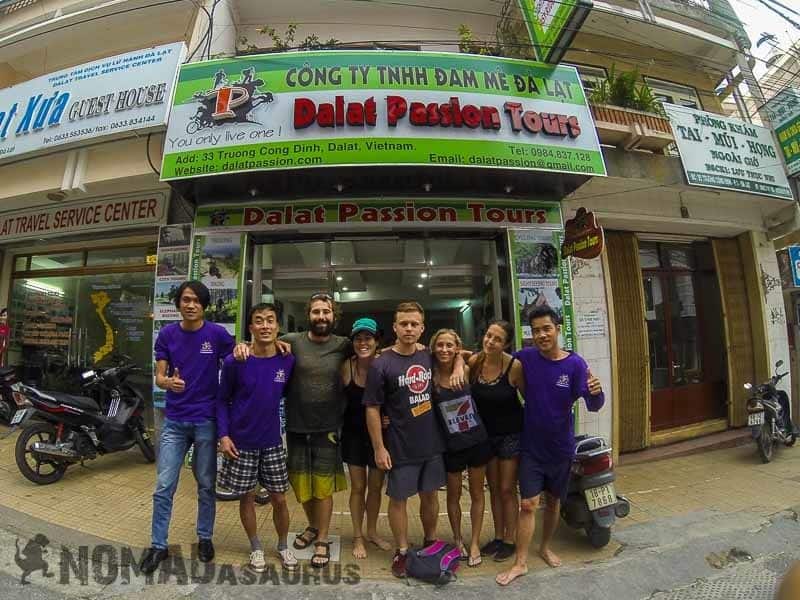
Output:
top-left (160, 51), bottom-right (606, 180)
top-left (0, 42), bottom-right (185, 163)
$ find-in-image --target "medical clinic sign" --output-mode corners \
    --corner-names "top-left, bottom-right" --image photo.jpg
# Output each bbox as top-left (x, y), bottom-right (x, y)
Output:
top-left (160, 51), bottom-right (605, 180)
top-left (664, 103), bottom-right (793, 200)
top-left (0, 194), bottom-right (167, 242)
top-left (0, 43), bottom-right (184, 163)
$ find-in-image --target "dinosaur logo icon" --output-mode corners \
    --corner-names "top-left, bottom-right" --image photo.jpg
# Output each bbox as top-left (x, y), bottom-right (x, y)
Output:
top-left (14, 534), bottom-right (54, 585)
top-left (186, 66), bottom-right (274, 134)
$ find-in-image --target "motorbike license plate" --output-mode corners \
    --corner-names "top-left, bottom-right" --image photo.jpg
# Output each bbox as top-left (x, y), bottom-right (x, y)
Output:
top-left (584, 483), bottom-right (617, 511)
top-left (748, 412), bottom-right (765, 426)
top-left (10, 408), bottom-right (29, 425)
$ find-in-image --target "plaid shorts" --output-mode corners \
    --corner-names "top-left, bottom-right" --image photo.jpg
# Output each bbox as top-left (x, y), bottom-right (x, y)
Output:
top-left (218, 445), bottom-right (289, 496)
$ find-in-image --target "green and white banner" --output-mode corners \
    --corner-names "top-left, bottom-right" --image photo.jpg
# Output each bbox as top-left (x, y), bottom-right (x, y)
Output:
top-left (764, 88), bottom-right (800, 178)
top-left (518, 0), bottom-right (592, 64)
top-left (664, 103), bottom-right (794, 200)
top-left (161, 51), bottom-right (605, 180)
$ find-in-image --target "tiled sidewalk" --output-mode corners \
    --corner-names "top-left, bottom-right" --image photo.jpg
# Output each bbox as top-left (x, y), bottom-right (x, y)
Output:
top-left (0, 425), bottom-right (797, 581)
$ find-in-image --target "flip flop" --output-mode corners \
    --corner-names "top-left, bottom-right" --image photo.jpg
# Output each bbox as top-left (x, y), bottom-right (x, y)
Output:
top-left (468, 554), bottom-right (482, 567)
top-left (293, 526), bottom-right (319, 550)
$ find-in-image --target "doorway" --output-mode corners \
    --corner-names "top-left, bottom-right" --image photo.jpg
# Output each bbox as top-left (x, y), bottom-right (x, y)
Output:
top-left (248, 233), bottom-right (507, 349)
top-left (640, 241), bottom-right (727, 431)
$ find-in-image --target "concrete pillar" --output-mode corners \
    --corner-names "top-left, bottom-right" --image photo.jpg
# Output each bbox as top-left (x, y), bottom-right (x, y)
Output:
top-left (187, 0), bottom-right (237, 63)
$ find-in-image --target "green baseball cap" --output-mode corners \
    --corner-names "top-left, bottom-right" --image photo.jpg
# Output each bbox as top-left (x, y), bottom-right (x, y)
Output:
top-left (350, 317), bottom-right (378, 338)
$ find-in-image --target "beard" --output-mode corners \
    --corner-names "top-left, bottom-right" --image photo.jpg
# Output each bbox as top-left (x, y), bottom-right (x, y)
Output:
top-left (310, 319), bottom-right (333, 336)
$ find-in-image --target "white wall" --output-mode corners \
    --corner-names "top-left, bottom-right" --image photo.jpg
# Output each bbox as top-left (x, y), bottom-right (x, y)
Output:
top-left (754, 231), bottom-right (792, 401)
top-left (570, 255), bottom-right (614, 443)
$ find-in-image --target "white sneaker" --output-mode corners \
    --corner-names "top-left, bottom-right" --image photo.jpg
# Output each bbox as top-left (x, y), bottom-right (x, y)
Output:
top-left (248, 549), bottom-right (266, 572)
top-left (278, 548), bottom-right (298, 571)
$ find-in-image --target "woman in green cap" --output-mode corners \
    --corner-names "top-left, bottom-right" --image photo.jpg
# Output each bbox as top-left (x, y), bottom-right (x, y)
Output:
top-left (340, 317), bottom-right (392, 559)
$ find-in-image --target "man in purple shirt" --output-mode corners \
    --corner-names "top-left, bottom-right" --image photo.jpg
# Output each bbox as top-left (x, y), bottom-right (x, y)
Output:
top-left (217, 303), bottom-right (296, 573)
top-left (141, 281), bottom-right (235, 575)
top-left (497, 305), bottom-right (603, 586)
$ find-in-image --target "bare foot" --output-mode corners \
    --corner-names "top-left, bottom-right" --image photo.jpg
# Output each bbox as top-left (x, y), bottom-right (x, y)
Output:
top-left (366, 534), bottom-right (392, 551)
top-left (539, 547), bottom-right (562, 568)
top-left (352, 537), bottom-right (367, 560)
top-left (496, 564), bottom-right (528, 586)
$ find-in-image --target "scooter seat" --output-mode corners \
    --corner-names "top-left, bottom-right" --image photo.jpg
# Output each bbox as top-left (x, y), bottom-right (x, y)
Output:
top-left (31, 389), bottom-right (99, 412)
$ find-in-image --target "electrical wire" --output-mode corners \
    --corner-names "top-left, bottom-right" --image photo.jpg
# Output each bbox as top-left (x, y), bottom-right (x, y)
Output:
top-left (146, 133), bottom-right (161, 177)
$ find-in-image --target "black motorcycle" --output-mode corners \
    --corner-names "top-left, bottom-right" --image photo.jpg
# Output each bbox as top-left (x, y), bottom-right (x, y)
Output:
top-left (561, 435), bottom-right (630, 548)
top-left (745, 359), bottom-right (796, 463)
top-left (7, 361), bottom-right (155, 484)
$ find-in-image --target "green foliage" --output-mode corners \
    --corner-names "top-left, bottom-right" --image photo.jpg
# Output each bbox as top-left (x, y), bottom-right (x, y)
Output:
top-left (588, 65), bottom-right (666, 116)
top-left (254, 23), bottom-right (338, 52)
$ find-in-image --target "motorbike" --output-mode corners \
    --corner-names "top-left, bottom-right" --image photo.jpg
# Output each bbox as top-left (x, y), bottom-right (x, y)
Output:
top-left (6, 360), bottom-right (155, 484)
top-left (0, 366), bottom-right (25, 423)
top-left (560, 435), bottom-right (630, 548)
top-left (745, 359), bottom-right (796, 463)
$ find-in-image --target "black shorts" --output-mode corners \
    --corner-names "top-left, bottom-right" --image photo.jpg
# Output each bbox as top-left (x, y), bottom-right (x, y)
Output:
top-left (444, 440), bottom-right (492, 473)
top-left (341, 427), bottom-right (376, 468)
top-left (488, 433), bottom-right (521, 460)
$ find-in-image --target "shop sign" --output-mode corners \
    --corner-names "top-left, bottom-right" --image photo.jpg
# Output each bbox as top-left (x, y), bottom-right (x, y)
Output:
top-left (789, 246), bottom-right (800, 288)
top-left (764, 88), bottom-right (800, 178)
top-left (664, 103), bottom-right (794, 200)
top-left (0, 43), bottom-right (184, 163)
top-left (518, 0), bottom-right (593, 64)
top-left (194, 198), bottom-right (561, 229)
top-left (0, 194), bottom-right (167, 242)
top-left (561, 207), bottom-right (603, 259)
top-left (161, 51), bottom-right (606, 180)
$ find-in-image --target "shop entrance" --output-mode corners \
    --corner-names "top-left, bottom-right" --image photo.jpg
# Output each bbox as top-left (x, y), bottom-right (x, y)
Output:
top-left (249, 233), bottom-right (508, 348)
top-left (640, 241), bottom-right (727, 431)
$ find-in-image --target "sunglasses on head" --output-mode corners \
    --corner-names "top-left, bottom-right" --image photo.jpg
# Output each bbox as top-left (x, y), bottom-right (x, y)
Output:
top-left (310, 293), bottom-right (333, 302)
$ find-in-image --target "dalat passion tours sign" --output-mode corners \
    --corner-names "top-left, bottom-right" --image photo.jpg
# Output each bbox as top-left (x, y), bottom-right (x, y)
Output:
top-left (160, 51), bottom-right (606, 180)
top-left (194, 198), bottom-right (561, 229)
top-left (0, 43), bottom-right (184, 163)
top-left (664, 103), bottom-right (793, 200)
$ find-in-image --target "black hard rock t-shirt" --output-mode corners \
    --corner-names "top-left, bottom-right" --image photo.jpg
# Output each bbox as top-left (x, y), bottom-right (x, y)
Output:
top-left (363, 349), bottom-right (445, 466)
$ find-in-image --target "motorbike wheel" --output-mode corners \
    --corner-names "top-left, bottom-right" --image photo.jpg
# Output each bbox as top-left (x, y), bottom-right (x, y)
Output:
top-left (0, 398), bottom-right (13, 424)
top-left (133, 422), bottom-right (156, 463)
top-left (585, 524), bottom-right (612, 549)
top-left (15, 422), bottom-right (68, 485)
top-left (758, 422), bottom-right (774, 463)
top-left (215, 486), bottom-right (241, 501)
top-left (254, 488), bottom-right (271, 505)
top-left (785, 432), bottom-right (796, 447)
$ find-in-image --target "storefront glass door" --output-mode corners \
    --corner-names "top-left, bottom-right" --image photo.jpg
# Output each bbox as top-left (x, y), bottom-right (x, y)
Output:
top-left (249, 234), bottom-right (505, 348)
top-left (641, 242), bottom-right (727, 431)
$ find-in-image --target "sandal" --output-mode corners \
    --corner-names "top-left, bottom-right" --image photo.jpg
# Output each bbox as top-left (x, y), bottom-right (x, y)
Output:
top-left (310, 541), bottom-right (331, 569)
top-left (293, 526), bottom-right (319, 550)
top-left (468, 553), bottom-right (482, 567)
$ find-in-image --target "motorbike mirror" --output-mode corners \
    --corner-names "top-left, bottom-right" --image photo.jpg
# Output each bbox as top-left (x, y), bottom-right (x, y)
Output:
top-left (743, 383), bottom-right (753, 390)
top-left (81, 370), bottom-right (96, 381)
top-left (776, 360), bottom-right (784, 368)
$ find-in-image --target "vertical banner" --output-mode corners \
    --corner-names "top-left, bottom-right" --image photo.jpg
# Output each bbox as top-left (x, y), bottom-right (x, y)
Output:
top-left (189, 232), bottom-right (246, 339)
top-left (152, 224), bottom-right (193, 409)
top-left (508, 229), bottom-right (576, 350)
top-left (518, 0), bottom-right (593, 64)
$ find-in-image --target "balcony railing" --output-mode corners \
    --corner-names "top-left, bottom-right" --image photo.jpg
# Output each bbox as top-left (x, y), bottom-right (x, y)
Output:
top-left (0, 0), bottom-right (38, 16)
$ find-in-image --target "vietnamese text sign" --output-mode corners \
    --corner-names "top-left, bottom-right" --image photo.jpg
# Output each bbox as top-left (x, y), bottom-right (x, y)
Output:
top-left (664, 103), bottom-right (793, 200)
top-left (194, 198), bottom-right (561, 229)
top-left (0, 194), bottom-right (167, 242)
top-left (518, 0), bottom-right (591, 64)
top-left (0, 43), bottom-right (184, 163)
top-left (161, 51), bottom-right (606, 180)
top-left (765, 88), bottom-right (800, 178)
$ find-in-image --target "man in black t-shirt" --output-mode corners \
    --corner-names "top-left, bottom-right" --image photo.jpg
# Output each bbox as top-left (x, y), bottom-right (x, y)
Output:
top-left (364, 301), bottom-right (446, 578)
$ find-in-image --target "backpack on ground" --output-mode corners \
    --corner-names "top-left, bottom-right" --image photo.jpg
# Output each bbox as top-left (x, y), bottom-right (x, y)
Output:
top-left (405, 540), bottom-right (461, 585)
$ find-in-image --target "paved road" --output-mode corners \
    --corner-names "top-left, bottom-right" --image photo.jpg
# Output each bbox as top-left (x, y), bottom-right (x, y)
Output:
top-left (1, 501), bottom-right (797, 599)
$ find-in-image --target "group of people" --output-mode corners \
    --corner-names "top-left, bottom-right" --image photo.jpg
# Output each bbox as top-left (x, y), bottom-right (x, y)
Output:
top-left (140, 281), bottom-right (604, 588)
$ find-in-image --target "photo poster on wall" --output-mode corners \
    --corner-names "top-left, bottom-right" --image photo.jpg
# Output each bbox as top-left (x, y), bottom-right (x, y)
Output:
top-left (189, 232), bottom-right (246, 340)
top-left (508, 229), bottom-right (576, 351)
top-left (152, 223), bottom-right (193, 409)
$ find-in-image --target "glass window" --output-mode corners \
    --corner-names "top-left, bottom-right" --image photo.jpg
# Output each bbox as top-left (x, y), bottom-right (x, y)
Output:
top-left (567, 64), bottom-right (607, 95)
top-left (13, 256), bottom-right (27, 271)
top-left (643, 275), bottom-right (669, 390)
top-left (667, 246), bottom-right (695, 270)
top-left (86, 247), bottom-right (150, 267)
top-left (645, 77), bottom-right (701, 110)
top-left (639, 243), bottom-right (661, 268)
top-left (28, 252), bottom-right (84, 270)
